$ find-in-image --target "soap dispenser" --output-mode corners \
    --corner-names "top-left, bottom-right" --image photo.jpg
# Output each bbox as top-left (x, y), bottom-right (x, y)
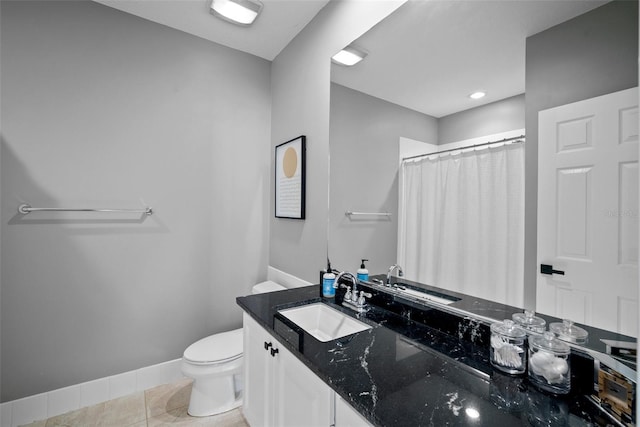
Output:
top-left (357, 259), bottom-right (369, 281)
top-left (322, 260), bottom-right (336, 298)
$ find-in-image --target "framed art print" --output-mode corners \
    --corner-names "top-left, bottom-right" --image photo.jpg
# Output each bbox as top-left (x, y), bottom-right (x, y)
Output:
top-left (275, 135), bottom-right (306, 219)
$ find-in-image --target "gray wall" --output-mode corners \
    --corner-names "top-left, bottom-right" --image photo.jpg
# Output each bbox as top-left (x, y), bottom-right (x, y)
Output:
top-left (524, 0), bottom-right (638, 308)
top-left (269, 1), bottom-right (405, 283)
top-left (328, 83), bottom-right (438, 274)
top-left (439, 94), bottom-right (525, 145)
top-left (1, 0), bottom-right (271, 401)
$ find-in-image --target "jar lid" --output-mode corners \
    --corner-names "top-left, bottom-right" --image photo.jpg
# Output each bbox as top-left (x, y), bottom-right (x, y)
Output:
top-left (530, 331), bottom-right (570, 354)
top-left (549, 319), bottom-right (588, 344)
top-left (490, 319), bottom-right (526, 338)
top-left (512, 310), bottom-right (546, 332)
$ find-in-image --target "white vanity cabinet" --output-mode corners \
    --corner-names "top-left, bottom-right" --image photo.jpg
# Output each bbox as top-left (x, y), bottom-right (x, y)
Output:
top-left (242, 313), bottom-right (332, 427)
top-left (335, 395), bottom-right (374, 427)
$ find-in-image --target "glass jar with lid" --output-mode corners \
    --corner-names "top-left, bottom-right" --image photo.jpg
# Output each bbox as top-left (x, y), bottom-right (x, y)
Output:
top-left (490, 320), bottom-right (527, 375)
top-left (512, 310), bottom-right (546, 333)
top-left (528, 331), bottom-right (571, 394)
top-left (549, 319), bottom-right (588, 345)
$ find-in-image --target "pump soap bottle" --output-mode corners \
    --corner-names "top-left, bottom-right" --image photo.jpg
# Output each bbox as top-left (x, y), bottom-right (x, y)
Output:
top-left (322, 260), bottom-right (336, 298)
top-left (357, 259), bottom-right (369, 282)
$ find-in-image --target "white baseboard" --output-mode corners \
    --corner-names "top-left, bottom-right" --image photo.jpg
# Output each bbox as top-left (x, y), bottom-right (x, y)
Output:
top-left (267, 265), bottom-right (315, 289)
top-left (1, 269), bottom-right (313, 427)
top-left (0, 358), bottom-right (183, 427)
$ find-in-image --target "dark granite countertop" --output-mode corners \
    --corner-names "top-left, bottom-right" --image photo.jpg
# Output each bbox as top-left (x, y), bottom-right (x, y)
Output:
top-left (369, 274), bottom-right (636, 358)
top-left (237, 285), bottom-right (621, 427)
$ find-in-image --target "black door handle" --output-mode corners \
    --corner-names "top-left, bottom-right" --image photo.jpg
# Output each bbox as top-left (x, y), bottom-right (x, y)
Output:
top-left (270, 347), bottom-right (279, 357)
top-left (264, 341), bottom-right (272, 351)
top-left (541, 264), bottom-right (565, 275)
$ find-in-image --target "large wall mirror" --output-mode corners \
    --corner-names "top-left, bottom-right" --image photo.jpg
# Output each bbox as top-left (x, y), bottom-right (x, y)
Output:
top-left (328, 0), bottom-right (638, 346)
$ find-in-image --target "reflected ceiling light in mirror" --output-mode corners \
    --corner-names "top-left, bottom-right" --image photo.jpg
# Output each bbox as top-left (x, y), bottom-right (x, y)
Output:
top-left (210, 0), bottom-right (263, 26)
top-left (465, 407), bottom-right (480, 419)
top-left (332, 46), bottom-right (368, 66)
top-left (469, 91), bottom-right (487, 100)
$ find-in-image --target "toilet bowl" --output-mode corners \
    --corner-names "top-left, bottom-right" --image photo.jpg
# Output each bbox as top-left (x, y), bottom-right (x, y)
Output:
top-left (181, 280), bottom-right (286, 417)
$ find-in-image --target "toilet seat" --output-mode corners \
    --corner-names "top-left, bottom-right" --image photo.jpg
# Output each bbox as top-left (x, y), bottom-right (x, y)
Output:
top-left (183, 328), bottom-right (243, 365)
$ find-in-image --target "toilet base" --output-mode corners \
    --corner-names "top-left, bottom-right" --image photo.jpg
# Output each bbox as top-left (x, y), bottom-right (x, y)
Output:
top-left (188, 399), bottom-right (242, 417)
top-left (182, 358), bottom-right (244, 418)
top-left (187, 374), bottom-right (243, 417)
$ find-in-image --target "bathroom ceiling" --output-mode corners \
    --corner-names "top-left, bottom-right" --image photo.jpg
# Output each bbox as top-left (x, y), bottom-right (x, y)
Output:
top-left (95, 0), bottom-right (609, 117)
top-left (93, 0), bottom-right (330, 61)
top-left (332, 0), bottom-right (609, 118)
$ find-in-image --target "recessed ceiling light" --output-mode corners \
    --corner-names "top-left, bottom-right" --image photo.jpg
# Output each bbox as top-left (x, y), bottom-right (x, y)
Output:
top-left (332, 46), bottom-right (367, 66)
top-left (210, 0), bottom-right (263, 26)
top-left (469, 91), bottom-right (486, 100)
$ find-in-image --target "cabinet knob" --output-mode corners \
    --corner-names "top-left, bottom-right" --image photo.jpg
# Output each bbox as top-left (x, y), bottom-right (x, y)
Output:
top-left (264, 341), bottom-right (272, 351)
top-left (270, 347), bottom-right (279, 357)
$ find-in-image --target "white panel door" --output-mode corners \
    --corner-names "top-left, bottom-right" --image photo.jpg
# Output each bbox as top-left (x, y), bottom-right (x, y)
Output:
top-left (537, 87), bottom-right (638, 337)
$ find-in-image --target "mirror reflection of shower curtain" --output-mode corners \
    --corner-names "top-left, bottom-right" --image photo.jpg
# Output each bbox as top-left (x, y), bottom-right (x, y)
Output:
top-left (398, 142), bottom-right (525, 307)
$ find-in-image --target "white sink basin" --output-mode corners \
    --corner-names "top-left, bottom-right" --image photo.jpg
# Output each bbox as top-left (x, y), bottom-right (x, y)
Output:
top-left (277, 303), bottom-right (372, 342)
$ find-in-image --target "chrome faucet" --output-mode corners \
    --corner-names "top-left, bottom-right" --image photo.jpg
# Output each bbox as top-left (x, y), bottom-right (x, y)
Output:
top-left (335, 271), bottom-right (371, 312)
top-left (335, 271), bottom-right (357, 294)
top-left (386, 264), bottom-right (404, 285)
top-left (335, 271), bottom-right (357, 302)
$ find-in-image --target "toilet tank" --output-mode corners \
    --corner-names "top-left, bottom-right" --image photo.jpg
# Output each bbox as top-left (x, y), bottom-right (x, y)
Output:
top-left (252, 280), bottom-right (286, 294)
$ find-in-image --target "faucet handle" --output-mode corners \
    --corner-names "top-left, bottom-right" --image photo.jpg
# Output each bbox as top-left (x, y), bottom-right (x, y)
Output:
top-left (357, 291), bottom-right (372, 306)
top-left (351, 288), bottom-right (359, 302)
top-left (344, 286), bottom-right (352, 301)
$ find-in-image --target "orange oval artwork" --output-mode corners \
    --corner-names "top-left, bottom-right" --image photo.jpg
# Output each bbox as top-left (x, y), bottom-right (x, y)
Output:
top-left (283, 147), bottom-right (298, 178)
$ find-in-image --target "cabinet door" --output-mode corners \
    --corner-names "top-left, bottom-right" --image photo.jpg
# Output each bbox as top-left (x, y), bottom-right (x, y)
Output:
top-left (243, 313), bottom-right (274, 427)
top-left (273, 344), bottom-right (332, 427)
top-left (335, 395), bottom-right (373, 427)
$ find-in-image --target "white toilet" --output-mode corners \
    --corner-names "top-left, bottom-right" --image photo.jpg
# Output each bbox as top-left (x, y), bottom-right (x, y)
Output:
top-left (181, 280), bottom-right (286, 417)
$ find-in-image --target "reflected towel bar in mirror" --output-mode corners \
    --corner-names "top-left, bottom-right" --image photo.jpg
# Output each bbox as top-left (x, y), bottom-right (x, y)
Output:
top-left (18, 203), bottom-right (153, 216)
top-left (345, 211), bottom-right (392, 217)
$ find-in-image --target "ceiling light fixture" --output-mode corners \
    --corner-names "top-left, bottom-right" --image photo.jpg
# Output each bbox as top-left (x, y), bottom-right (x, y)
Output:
top-left (210, 0), bottom-right (263, 26)
top-left (332, 46), bottom-right (368, 66)
top-left (469, 91), bottom-right (486, 100)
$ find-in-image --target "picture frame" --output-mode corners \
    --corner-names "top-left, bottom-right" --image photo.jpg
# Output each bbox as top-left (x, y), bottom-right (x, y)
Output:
top-left (275, 135), bottom-right (306, 219)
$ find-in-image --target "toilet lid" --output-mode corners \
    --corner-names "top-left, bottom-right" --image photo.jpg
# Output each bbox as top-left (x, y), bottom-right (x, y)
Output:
top-left (183, 328), bottom-right (243, 364)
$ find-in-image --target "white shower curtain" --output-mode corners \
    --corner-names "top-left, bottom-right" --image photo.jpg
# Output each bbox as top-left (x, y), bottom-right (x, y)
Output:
top-left (398, 142), bottom-right (525, 307)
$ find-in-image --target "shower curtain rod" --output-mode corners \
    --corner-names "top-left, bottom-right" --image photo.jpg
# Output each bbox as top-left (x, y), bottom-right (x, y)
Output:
top-left (402, 135), bottom-right (525, 162)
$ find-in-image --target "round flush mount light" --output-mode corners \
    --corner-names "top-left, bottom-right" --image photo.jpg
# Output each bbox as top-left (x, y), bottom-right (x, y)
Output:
top-left (469, 91), bottom-right (486, 100)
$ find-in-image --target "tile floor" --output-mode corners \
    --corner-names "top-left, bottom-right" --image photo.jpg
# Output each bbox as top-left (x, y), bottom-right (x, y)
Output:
top-left (19, 378), bottom-right (249, 427)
